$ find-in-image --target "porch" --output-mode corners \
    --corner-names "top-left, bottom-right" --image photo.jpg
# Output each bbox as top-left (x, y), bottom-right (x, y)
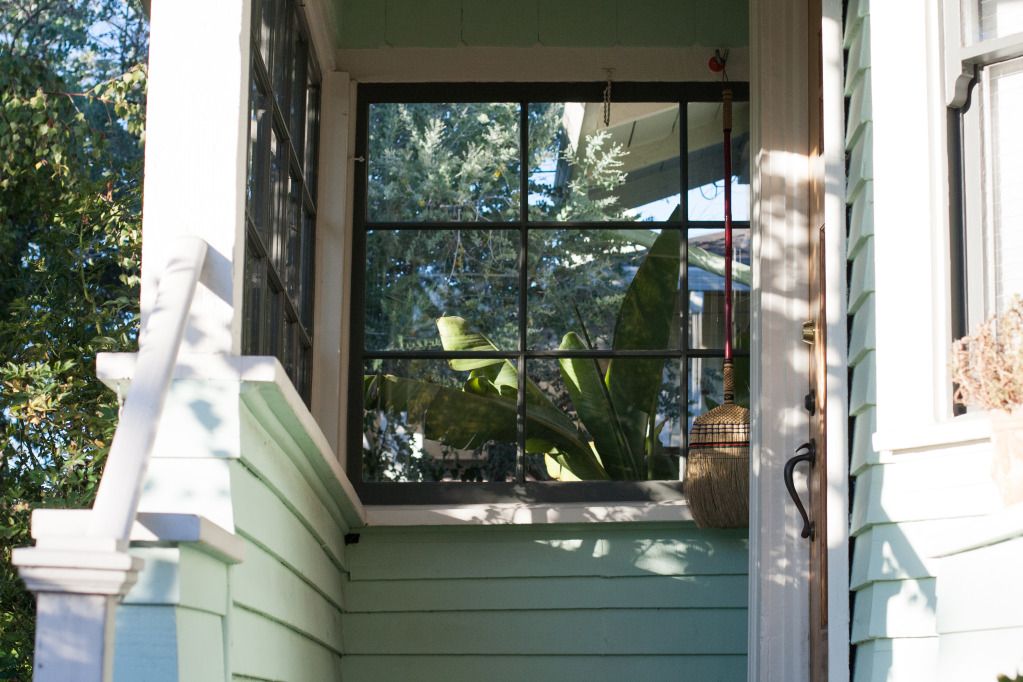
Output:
top-left (13, 1), bottom-right (850, 680)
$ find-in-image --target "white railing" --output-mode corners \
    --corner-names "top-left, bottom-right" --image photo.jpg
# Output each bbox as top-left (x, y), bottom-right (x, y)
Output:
top-left (13, 236), bottom-right (208, 682)
top-left (88, 236), bottom-right (208, 540)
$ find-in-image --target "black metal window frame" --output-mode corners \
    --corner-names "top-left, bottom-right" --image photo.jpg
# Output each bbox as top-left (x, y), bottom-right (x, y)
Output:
top-left (348, 81), bottom-right (751, 505)
top-left (242, 0), bottom-right (321, 403)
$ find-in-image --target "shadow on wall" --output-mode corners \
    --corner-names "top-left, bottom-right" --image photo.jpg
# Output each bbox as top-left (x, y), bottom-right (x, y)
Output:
top-left (339, 521), bottom-right (749, 681)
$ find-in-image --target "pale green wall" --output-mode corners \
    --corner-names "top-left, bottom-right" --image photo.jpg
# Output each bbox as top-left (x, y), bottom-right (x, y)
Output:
top-left (228, 404), bottom-right (350, 681)
top-left (113, 387), bottom-right (746, 681)
top-left (333, 0), bottom-right (749, 49)
top-left (341, 523), bottom-right (748, 681)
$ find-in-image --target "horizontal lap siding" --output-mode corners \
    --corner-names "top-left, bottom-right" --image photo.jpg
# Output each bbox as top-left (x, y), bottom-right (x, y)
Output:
top-left (230, 405), bottom-right (350, 681)
top-left (342, 523), bottom-right (748, 681)
top-left (342, 655), bottom-right (747, 682)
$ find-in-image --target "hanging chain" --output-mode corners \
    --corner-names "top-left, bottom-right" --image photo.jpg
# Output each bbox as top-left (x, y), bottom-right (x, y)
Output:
top-left (602, 68), bottom-right (614, 127)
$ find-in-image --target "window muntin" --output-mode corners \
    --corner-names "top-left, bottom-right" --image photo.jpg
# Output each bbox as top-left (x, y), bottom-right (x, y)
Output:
top-left (351, 83), bottom-right (750, 503)
top-left (242, 0), bottom-right (320, 402)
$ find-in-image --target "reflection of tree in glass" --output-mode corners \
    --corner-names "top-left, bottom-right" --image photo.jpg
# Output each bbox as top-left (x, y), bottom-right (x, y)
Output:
top-left (366, 103), bottom-right (640, 357)
top-left (362, 103), bottom-right (747, 482)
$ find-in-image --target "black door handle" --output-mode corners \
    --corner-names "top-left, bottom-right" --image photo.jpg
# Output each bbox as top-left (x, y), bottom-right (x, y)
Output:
top-left (784, 440), bottom-right (816, 540)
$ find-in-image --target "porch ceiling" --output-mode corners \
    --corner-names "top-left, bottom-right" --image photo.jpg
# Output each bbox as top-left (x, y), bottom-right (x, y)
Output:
top-left (331, 0), bottom-right (749, 50)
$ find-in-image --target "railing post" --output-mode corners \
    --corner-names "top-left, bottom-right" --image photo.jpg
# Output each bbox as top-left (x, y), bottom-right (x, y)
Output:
top-left (14, 539), bottom-right (141, 682)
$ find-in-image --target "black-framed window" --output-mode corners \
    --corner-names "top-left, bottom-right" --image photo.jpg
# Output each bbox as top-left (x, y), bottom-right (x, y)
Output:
top-left (348, 83), bottom-right (751, 504)
top-left (243, 0), bottom-right (321, 402)
top-left (945, 0), bottom-right (1023, 344)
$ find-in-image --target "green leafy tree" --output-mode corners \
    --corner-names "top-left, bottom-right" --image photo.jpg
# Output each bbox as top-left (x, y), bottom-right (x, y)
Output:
top-left (0, 2), bottom-right (148, 678)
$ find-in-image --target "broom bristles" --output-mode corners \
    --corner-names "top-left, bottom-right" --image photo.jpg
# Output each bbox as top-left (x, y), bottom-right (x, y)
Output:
top-left (685, 368), bottom-right (750, 528)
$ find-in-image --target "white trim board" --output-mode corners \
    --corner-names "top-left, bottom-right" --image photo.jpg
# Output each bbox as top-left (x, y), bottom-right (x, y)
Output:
top-left (747, 0), bottom-right (853, 679)
top-left (365, 501), bottom-right (693, 527)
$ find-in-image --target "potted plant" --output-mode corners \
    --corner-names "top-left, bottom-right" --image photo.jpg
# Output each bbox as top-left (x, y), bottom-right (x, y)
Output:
top-left (951, 295), bottom-right (1023, 505)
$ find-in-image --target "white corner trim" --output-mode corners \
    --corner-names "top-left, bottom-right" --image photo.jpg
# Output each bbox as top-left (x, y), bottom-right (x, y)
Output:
top-left (365, 500), bottom-right (694, 527)
top-left (823, 2), bottom-right (851, 680)
top-left (29, 509), bottom-right (245, 564)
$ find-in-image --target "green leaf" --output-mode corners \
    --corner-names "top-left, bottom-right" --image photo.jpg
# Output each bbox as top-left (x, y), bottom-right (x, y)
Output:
top-left (437, 315), bottom-right (554, 410)
top-left (558, 332), bottom-right (634, 479)
top-left (605, 229), bottom-right (680, 473)
top-left (435, 316), bottom-right (608, 478)
top-left (364, 373), bottom-right (607, 479)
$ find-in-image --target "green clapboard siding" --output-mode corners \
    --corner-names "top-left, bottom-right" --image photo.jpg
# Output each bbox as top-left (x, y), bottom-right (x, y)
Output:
top-left (342, 654), bottom-right (748, 682)
top-left (333, 0), bottom-right (750, 49)
top-left (231, 606), bottom-right (344, 682)
top-left (347, 524), bottom-right (748, 580)
top-left (343, 523), bottom-right (747, 680)
top-left (232, 538), bottom-right (345, 649)
top-left (231, 460), bottom-right (346, 599)
top-left (345, 573), bottom-right (748, 612)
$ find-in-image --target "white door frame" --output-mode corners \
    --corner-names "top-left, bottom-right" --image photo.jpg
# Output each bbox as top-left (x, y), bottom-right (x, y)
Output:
top-left (747, 1), bottom-right (849, 680)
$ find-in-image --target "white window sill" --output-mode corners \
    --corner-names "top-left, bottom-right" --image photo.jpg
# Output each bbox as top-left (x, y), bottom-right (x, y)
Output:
top-left (364, 500), bottom-right (694, 526)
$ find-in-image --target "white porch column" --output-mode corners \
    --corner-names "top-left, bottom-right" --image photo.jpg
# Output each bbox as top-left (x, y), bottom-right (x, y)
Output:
top-left (140, 0), bottom-right (252, 354)
top-left (13, 538), bottom-right (142, 682)
top-left (748, 1), bottom-right (813, 681)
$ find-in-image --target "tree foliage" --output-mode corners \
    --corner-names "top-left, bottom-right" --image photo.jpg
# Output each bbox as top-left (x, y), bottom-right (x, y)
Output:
top-left (0, 2), bottom-right (148, 678)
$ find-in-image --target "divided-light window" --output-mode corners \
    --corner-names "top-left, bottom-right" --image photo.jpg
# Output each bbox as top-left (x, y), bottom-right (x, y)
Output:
top-left (350, 83), bottom-right (751, 504)
top-left (242, 0), bottom-right (321, 402)
top-left (945, 0), bottom-right (1023, 340)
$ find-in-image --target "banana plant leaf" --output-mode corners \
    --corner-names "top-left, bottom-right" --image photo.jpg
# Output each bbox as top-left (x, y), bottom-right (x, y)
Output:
top-left (433, 316), bottom-right (609, 479)
top-left (605, 229), bottom-right (680, 476)
top-left (364, 373), bottom-right (609, 479)
top-left (557, 332), bottom-right (636, 479)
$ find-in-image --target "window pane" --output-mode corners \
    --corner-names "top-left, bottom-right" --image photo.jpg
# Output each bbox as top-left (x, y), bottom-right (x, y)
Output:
top-left (285, 174), bottom-right (302, 299)
top-left (688, 228), bottom-right (752, 349)
top-left (528, 228), bottom-right (680, 350)
top-left (966, 0), bottom-right (1023, 43)
top-left (247, 73), bottom-right (273, 243)
top-left (267, 286), bottom-right (285, 357)
top-left (297, 340), bottom-right (312, 402)
top-left (253, 0), bottom-right (275, 71)
top-left (986, 57), bottom-right (1023, 314)
top-left (289, 37), bottom-right (308, 162)
top-left (363, 358), bottom-right (518, 482)
top-left (525, 358), bottom-right (682, 481)
top-left (300, 206), bottom-right (316, 329)
top-left (687, 356), bottom-right (750, 433)
top-left (269, 126), bottom-right (287, 271)
top-left (687, 101), bottom-right (751, 222)
top-left (528, 102), bottom-right (681, 222)
top-left (242, 243), bottom-right (267, 355)
top-left (305, 81), bottom-right (321, 194)
top-left (271, 2), bottom-right (293, 113)
top-left (365, 229), bottom-right (520, 351)
top-left (367, 103), bottom-right (521, 222)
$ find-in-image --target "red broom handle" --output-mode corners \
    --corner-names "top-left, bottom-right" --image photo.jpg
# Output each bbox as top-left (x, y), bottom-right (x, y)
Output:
top-left (723, 88), bottom-right (734, 363)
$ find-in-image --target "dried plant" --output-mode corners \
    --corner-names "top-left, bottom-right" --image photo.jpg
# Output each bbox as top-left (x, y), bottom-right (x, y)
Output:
top-left (951, 295), bottom-right (1023, 412)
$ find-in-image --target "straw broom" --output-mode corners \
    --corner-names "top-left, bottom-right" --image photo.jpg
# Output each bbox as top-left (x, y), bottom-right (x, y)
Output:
top-left (684, 87), bottom-right (750, 529)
